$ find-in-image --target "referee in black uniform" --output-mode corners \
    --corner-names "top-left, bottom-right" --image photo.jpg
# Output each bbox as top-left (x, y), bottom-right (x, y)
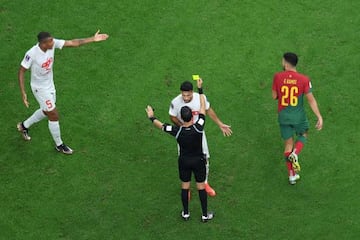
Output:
top-left (146, 78), bottom-right (214, 222)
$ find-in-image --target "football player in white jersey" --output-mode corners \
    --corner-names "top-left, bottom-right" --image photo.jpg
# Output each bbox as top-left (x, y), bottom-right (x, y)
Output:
top-left (17, 30), bottom-right (109, 154)
top-left (169, 80), bottom-right (232, 196)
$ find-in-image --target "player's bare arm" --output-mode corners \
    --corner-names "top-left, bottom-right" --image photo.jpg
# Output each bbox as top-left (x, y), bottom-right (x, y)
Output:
top-left (206, 107), bottom-right (232, 137)
top-left (170, 115), bottom-right (183, 126)
top-left (146, 106), bottom-right (164, 129)
top-left (306, 93), bottom-right (323, 130)
top-left (272, 89), bottom-right (278, 99)
top-left (63, 30), bottom-right (109, 47)
top-left (197, 78), bottom-right (206, 115)
top-left (18, 66), bottom-right (29, 108)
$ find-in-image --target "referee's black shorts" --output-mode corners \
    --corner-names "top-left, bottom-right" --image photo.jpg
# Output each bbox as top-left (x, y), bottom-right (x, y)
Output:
top-left (178, 155), bottom-right (206, 183)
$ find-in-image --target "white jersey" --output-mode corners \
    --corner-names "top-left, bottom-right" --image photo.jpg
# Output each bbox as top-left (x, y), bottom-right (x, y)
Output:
top-left (21, 39), bottom-right (65, 91)
top-left (169, 92), bottom-right (210, 123)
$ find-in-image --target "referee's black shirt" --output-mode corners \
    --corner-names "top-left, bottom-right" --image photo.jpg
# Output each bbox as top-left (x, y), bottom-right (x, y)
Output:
top-left (163, 114), bottom-right (206, 159)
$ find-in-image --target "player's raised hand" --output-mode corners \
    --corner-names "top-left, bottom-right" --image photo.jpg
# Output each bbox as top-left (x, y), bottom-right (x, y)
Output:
top-left (315, 116), bottom-right (323, 130)
top-left (145, 105), bottom-right (154, 118)
top-left (197, 78), bottom-right (203, 89)
top-left (22, 93), bottom-right (29, 108)
top-left (220, 123), bottom-right (232, 136)
top-left (93, 30), bottom-right (109, 42)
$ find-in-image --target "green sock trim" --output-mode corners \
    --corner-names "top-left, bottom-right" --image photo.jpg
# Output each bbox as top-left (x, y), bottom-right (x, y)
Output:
top-left (297, 135), bottom-right (307, 144)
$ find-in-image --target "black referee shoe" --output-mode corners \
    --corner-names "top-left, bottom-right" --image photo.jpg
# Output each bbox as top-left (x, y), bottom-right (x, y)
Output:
top-left (201, 212), bottom-right (214, 223)
top-left (181, 211), bottom-right (190, 221)
top-left (55, 143), bottom-right (73, 155)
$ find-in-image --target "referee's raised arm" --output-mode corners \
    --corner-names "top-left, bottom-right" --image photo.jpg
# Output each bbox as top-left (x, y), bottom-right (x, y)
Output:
top-left (145, 106), bottom-right (164, 129)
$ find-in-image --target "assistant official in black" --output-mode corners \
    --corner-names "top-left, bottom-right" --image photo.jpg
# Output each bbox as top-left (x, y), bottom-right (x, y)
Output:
top-left (146, 78), bottom-right (214, 223)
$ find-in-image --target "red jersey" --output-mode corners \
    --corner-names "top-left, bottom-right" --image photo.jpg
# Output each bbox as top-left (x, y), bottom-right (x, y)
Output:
top-left (272, 70), bottom-right (312, 124)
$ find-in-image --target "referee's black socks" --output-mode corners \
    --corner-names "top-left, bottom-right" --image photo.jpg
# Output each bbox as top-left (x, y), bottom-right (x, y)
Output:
top-left (198, 189), bottom-right (207, 216)
top-left (181, 189), bottom-right (189, 214)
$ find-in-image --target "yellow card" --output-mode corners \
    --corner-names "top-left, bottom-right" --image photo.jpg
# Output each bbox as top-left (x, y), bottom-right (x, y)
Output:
top-left (192, 75), bottom-right (200, 80)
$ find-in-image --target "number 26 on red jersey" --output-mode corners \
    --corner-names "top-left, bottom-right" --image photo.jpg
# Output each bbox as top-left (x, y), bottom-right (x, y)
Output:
top-left (281, 86), bottom-right (298, 107)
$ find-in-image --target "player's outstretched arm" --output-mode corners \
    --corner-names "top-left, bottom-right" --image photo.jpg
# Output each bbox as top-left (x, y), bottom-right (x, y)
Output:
top-left (64, 30), bottom-right (109, 47)
top-left (306, 93), bottom-right (323, 130)
top-left (146, 105), bottom-right (164, 129)
top-left (18, 66), bottom-right (29, 108)
top-left (207, 107), bottom-right (232, 136)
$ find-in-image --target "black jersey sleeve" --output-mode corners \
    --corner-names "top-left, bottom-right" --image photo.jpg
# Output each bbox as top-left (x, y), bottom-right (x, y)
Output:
top-left (194, 114), bottom-right (206, 132)
top-left (162, 123), bottom-right (180, 137)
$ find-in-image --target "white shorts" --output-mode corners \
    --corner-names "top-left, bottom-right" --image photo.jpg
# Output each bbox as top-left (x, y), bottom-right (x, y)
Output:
top-left (32, 89), bottom-right (56, 112)
top-left (177, 131), bottom-right (210, 159)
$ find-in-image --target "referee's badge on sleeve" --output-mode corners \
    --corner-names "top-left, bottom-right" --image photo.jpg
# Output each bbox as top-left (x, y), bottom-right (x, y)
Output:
top-left (166, 125), bottom-right (172, 131)
top-left (198, 118), bottom-right (204, 126)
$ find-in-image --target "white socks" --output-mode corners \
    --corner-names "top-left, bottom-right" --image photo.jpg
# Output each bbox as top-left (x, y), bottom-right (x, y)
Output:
top-left (23, 110), bottom-right (64, 147)
top-left (23, 109), bottom-right (46, 128)
top-left (48, 121), bottom-right (63, 146)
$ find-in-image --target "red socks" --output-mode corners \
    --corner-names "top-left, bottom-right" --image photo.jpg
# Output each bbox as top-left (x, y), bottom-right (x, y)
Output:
top-left (294, 141), bottom-right (304, 155)
top-left (286, 161), bottom-right (295, 177)
top-left (284, 152), bottom-right (295, 177)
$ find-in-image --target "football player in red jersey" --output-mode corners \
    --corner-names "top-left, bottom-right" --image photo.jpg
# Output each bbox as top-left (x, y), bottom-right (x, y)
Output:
top-left (272, 52), bottom-right (323, 184)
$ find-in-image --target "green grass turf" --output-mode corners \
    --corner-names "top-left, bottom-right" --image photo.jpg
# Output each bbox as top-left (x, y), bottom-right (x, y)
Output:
top-left (1, 0), bottom-right (359, 239)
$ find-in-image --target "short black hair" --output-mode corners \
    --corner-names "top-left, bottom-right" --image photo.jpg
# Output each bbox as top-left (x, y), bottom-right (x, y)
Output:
top-left (283, 52), bottom-right (298, 66)
top-left (37, 32), bottom-right (52, 43)
top-left (181, 106), bottom-right (192, 122)
top-left (180, 81), bottom-right (193, 91)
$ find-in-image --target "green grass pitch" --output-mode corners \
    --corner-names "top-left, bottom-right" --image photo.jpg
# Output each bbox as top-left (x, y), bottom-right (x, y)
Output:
top-left (0, 1), bottom-right (359, 239)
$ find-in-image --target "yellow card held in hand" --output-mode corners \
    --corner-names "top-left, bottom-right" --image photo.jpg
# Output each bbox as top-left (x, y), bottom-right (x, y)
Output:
top-left (192, 75), bottom-right (200, 80)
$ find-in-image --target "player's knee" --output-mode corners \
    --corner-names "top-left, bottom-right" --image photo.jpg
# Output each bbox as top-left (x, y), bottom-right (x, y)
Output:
top-left (181, 182), bottom-right (191, 189)
top-left (196, 182), bottom-right (205, 190)
top-left (45, 109), bottom-right (59, 121)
